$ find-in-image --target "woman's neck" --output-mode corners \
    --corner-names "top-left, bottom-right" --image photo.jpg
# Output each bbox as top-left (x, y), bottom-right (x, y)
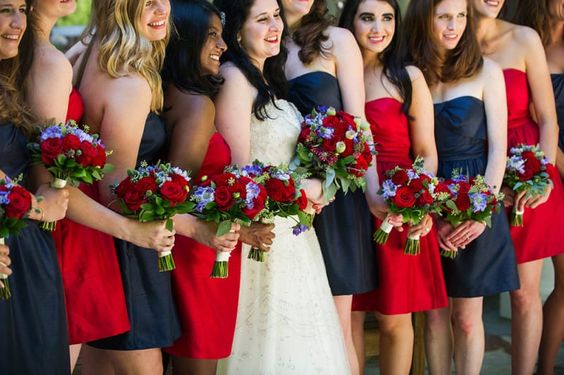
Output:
top-left (35, 13), bottom-right (58, 44)
top-left (474, 15), bottom-right (499, 45)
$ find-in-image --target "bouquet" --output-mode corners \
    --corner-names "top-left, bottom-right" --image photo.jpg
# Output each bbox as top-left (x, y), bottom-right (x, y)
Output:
top-left (437, 170), bottom-right (503, 258)
top-left (190, 168), bottom-right (268, 277)
top-left (291, 106), bottom-right (376, 200)
top-left (113, 162), bottom-right (194, 272)
top-left (373, 158), bottom-right (443, 255)
top-left (28, 121), bottom-right (113, 230)
top-left (504, 144), bottom-right (552, 226)
top-left (0, 176), bottom-right (33, 299)
top-left (233, 161), bottom-right (313, 262)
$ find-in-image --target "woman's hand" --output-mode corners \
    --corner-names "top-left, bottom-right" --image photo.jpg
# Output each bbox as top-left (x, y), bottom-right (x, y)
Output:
top-left (34, 184), bottom-right (69, 222)
top-left (191, 221), bottom-right (241, 253)
top-left (501, 186), bottom-right (515, 208)
top-left (239, 222), bottom-right (275, 252)
top-left (408, 214), bottom-right (433, 238)
top-left (300, 178), bottom-right (330, 213)
top-left (522, 182), bottom-right (553, 209)
top-left (447, 220), bottom-right (486, 249)
top-left (125, 220), bottom-right (176, 253)
top-left (367, 194), bottom-right (404, 231)
top-left (0, 244), bottom-right (11, 289)
top-left (436, 219), bottom-right (458, 254)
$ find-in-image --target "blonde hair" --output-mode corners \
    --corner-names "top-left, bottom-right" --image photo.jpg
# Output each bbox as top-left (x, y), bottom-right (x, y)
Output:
top-left (83, 0), bottom-right (170, 112)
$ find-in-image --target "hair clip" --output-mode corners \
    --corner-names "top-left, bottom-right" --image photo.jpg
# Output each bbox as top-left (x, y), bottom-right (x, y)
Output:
top-left (220, 11), bottom-right (226, 27)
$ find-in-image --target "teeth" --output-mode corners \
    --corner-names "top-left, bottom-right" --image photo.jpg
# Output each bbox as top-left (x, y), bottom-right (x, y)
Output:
top-left (149, 20), bottom-right (165, 27)
top-left (485, 0), bottom-right (499, 5)
top-left (266, 36), bottom-right (278, 42)
top-left (444, 34), bottom-right (458, 40)
top-left (210, 54), bottom-right (220, 61)
top-left (369, 36), bottom-right (384, 42)
top-left (2, 35), bottom-right (19, 40)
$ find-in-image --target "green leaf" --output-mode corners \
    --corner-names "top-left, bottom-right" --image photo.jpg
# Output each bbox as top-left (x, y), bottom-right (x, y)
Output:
top-left (217, 220), bottom-right (233, 236)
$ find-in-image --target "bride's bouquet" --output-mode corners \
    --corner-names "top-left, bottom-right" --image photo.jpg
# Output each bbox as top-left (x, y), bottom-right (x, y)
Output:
top-left (190, 168), bottom-right (268, 278)
top-left (232, 161), bottom-right (313, 262)
top-left (0, 175), bottom-right (33, 299)
top-left (113, 162), bottom-right (194, 272)
top-left (437, 170), bottom-right (503, 258)
top-left (28, 121), bottom-right (113, 230)
top-left (291, 106), bottom-right (376, 200)
top-left (503, 144), bottom-right (552, 226)
top-left (373, 158), bottom-right (444, 255)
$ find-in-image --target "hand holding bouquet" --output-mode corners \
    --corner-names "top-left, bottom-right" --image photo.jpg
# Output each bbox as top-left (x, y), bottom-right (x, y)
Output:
top-left (0, 176), bottom-right (33, 299)
top-left (504, 144), bottom-right (552, 226)
top-left (291, 106), bottom-right (376, 200)
top-left (28, 121), bottom-right (113, 230)
top-left (437, 170), bottom-right (503, 258)
top-left (113, 162), bottom-right (194, 272)
top-left (190, 168), bottom-right (268, 277)
top-left (234, 161), bottom-right (313, 262)
top-left (373, 158), bottom-right (442, 255)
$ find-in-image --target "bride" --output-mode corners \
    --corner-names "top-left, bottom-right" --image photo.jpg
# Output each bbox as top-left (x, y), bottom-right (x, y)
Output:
top-left (214, 0), bottom-right (350, 374)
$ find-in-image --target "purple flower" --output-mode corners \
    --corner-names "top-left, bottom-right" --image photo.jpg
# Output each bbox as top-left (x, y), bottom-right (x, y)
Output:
top-left (292, 224), bottom-right (308, 236)
top-left (40, 126), bottom-right (63, 141)
top-left (317, 126), bottom-right (334, 140)
top-left (245, 182), bottom-right (261, 209)
top-left (0, 191), bottom-right (10, 205)
top-left (469, 192), bottom-right (488, 212)
top-left (192, 186), bottom-right (215, 213)
top-left (381, 179), bottom-right (397, 199)
top-left (242, 163), bottom-right (264, 177)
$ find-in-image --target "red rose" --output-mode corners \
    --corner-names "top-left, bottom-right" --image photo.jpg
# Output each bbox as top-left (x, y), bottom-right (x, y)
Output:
top-left (350, 156), bottom-right (369, 177)
top-left (393, 186), bottom-right (416, 208)
top-left (519, 151), bottom-right (542, 181)
top-left (455, 194), bottom-right (471, 211)
top-left (341, 138), bottom-right (355, 157)
top-left (338, 111), bottom-right (356, 125)
top-left (40, 138), bottom-right (63, 165)
top-left (115, 176), bottom-right (133, 198)
top-left (409, 178), bottom-right (424, 192)
top-left (5, 186), bottom-right (32, 219)
top-left (160, 181), bottom-right (187, 205)
top-left (92, 145), bottom-right (107, 167)
top-left (214, 185), bottom-right (235, 211)
top-left (135, 176), bottom-right (158, 194)
top-left (170, 173), bottom-right (189, 188)
top-left (62, 134), bottom-right (81, 152)
top-left (299, 126), bottom-right (311, 142)
top-left (265, 178), bottom-right (296, 203)
top-left (435, 182), bottom-right (451, 196)
top-left (123, 189), bottom-right (147, 211)
top-left (458, 181), bottom-right (471, 194)
top-left (391, 170), bottom-right (409, 186)
top-left (418, 190), bottom-right (434, 205)
top-left (77, 141), bottom-right (98, 167)
top-left (296, 189), bottom-right (308, 210)
top-left (322, 137), bottom-right (338, 152)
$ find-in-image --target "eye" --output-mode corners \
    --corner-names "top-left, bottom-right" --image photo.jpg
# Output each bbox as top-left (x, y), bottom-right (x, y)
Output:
top-left (457, 12), bottom-right (467, 18)
top-left (382, 15), bottom-right (393, 22)
top-left (208, 31), bottom-right (218, 39)
top-left (360, 15), bottom-right (374, 22)
top-left (145, 1), bottom-right (153, 6)
top-left (274, 11), bottom-right (280, 18)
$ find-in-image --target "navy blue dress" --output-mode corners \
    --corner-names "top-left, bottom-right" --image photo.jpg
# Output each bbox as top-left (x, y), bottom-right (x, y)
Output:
top-left (288, 71), bottom-right (377, 295)
top-left (0, 123), bottom-right (70, 374)
top-left (552, 74), bottom-right (564, 150)
top-left (90, 113), bottom-right (181, 350)
top-left (434, 97), bottom-right (519, 297)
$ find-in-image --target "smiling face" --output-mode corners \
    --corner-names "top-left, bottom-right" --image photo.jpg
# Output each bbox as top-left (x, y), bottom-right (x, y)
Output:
top-left (240, 0), bottom-right (284, 65)
top-left (0, 0), bottom-right (26, 60)
top-left (200, 13), bottom-right (227, 76)
top-left (34, 0), bottom-right (76, 20)
top-left (434, 0), bottom-right (468, 51)
top-left (138, 0), bottom-right (170, 42)
top-left (471, 0), bottom-right (504, 19)
top-left (352, 0), bottom-right (395, 57)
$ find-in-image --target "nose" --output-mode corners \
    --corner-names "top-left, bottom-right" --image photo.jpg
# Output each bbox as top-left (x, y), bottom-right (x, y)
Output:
top-left (218, 36), bottom-right (227, 52)
top-left (155, 0), bottom-right (170, 14)
top-left (447, 18), bottom-right (455, 30)
top-left (370, 20), bottom-right (381, 33)
top-left (10, 10), bottom-right (25, 30)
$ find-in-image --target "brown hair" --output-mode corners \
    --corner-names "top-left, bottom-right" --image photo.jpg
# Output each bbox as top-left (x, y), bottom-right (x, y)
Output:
top-left (499, 0), bottom-right (554, 47)
top-left (287, 0), bottom-right (334, 65)
top-left (403, 0), bottom-right (483, 86)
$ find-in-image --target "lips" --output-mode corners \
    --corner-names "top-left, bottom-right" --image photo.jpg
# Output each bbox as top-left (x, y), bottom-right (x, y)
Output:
top-left (484, 0), bottom-right (500, 7)
top-left (368, 35), bottom-right (385, 44)
top-left (265, 35), bottom-right (279, 43)
top-left (209, 54), bottom-right (220, 61)
top-left (1, 34), bottom-right (20, 41)
top-left (443, 34), bottom-right (459, 40)
top-left (148, 20), bottom-right (166, 29)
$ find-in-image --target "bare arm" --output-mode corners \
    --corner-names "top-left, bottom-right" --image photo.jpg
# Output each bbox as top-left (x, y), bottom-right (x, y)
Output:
top-left (406, 66), bottom-right (438, 175)
top-left (522, 28), bottom-right (559, 163)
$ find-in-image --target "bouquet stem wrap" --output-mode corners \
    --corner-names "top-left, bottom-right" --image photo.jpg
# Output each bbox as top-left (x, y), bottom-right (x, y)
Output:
top-left (41, 178), bottom-right (67, 231)
top-left (405, 232), bottom-right (421, 256)
top-left (0, 237), bottom-right (10, 300)
top-left (157, 218), bottom-right (176, 272)
top-left (211, 251), bottom-right (231, 279)
top-left (374, 215), bottom-right (394, 245)
top-left (511, 208), bottom-right (524, 227)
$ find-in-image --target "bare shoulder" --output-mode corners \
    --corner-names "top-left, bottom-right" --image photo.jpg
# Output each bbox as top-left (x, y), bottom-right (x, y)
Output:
top-left (405, 65), bottom-right (425, 82)
top-left (104, 74), bottom-right (152, 108)
top-left (33, 45), bottom-right (72, 76)
top-left (326, 26), bottom-right (356, 46)
top-left (65, 41), bottom-right (88, 64)
top-left (219, 63), bottom-right (256, 96)
top-left (479, 57), bottom-right (504, 85)
top-left (166, 86), bottom-right (214, 119)
top-left (511, 23), bottom-right (543, 49)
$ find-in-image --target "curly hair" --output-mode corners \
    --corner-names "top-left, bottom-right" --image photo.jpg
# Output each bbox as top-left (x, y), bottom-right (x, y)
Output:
top-left (82, 0), bottom-right (170, 112)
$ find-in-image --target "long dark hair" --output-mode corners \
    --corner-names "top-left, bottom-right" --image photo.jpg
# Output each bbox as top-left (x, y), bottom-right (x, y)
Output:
top-left (499, 0), bottom-right (553, 47)
top-left (339, 0), bottom-right (412, 116)
top-left (403, 0), bottom-right (483, 85)
top-left (285, 0), bottom-right (334, 65)
top-left (214, 0), bottom-right (288, 120)
top-left (162, 0), bottom-right (224, 98)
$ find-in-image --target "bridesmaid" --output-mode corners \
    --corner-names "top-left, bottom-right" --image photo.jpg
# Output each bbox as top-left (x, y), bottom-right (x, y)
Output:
top-left (0, 0), bottom-right (71, 373)
top-left (65, 0), bottom-right (238, 373)
top-left (161, 1), bottom-right (268, 373)
top-left (23, 0), bottom-right (179, 370)
top-left (500, 1), bottom-right (564, 373)
top-left (339, 0), bottom-right (448, 373)
top-left (472, 1), bottom-right (564, 373)
top-left (404, 0), bottom-right (519, 373)
top-left (0, 245), bottom-right (10, 289)
top-left (279, 2), bottom-right (396, 372)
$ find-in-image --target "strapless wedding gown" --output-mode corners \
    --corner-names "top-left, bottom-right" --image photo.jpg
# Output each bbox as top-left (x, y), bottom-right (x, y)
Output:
top-left (217, 99), bottom-right (350, 374)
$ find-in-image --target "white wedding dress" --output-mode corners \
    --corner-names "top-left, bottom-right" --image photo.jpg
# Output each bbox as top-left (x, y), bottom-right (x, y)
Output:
top-left (217, 99), bottom-right (350, 375)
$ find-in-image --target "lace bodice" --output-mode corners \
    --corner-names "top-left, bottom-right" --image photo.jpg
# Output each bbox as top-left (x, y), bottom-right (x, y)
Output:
top-left (249, 99), bottom-right (303, 165)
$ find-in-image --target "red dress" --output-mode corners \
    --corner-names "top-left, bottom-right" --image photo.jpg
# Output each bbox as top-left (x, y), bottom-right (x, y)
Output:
top-left (352, 98), bottom-right (448, 314)
top-left (52, 88), bottom-right (129, 344)
top-left (165, 133), bottom-right (242, 359)
top-left (503, 69), bottom-right (564, 263)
